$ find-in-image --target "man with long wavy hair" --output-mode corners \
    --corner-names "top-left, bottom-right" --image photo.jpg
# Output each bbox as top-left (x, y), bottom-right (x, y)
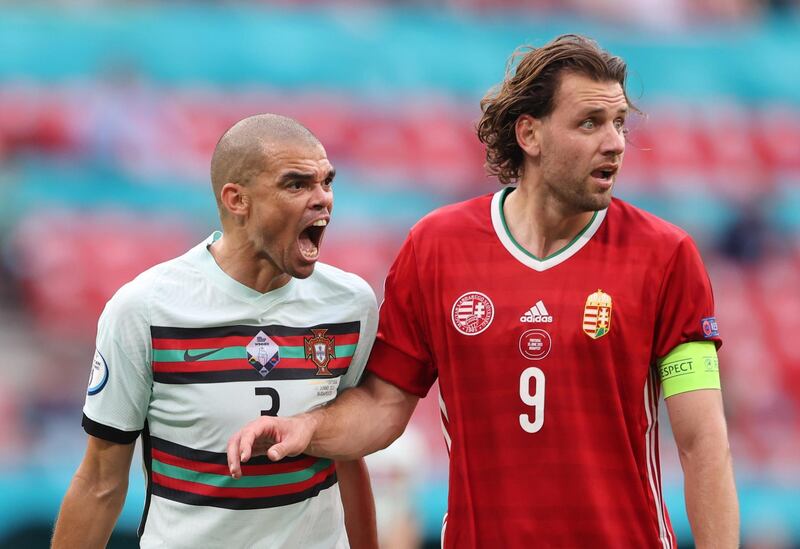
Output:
top-left (228, 36), bottom-right (739, 548)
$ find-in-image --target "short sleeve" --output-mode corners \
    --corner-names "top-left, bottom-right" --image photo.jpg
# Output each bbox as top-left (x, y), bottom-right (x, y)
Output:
top-left (338, 278), bottom-right (379, 391)
top-left (367, 234), bottom-right (437, 397)
top-left (653, 236), bottom-right (722, 361)
top-left (82, 279), bottom-right (154, 444)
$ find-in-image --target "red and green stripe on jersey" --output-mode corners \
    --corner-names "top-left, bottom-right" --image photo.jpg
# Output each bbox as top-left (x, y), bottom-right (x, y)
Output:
top-left (150, 322), bottom-right (360, 384)
top-left (149, 436), bottom-right (336, 510)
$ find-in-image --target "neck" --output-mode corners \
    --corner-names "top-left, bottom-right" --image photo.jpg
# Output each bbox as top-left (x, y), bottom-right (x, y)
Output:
top-left (209, 233), bottom-right (291, 294)
top-left (503, 180), bottom-right (597, 260)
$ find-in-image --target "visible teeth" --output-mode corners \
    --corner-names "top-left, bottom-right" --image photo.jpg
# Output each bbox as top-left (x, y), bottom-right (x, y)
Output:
top-left (312, 219), bottom-right (327, 227)
top-left (300, 243), bottom-right (319, 259)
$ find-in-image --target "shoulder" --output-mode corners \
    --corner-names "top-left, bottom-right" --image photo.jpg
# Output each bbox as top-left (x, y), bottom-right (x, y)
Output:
top-left (602, 199), bottom-right (709, 278)
top-left (101, 250), bottom-right (195, 324)
top-left (607, 198), bottom-right (692, 247)
top-left (308, 263), bottom-right (377, 304)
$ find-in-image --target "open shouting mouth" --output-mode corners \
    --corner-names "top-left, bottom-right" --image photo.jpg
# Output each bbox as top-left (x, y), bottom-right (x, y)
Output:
top-left (298, 217), bottom-right (328, 261)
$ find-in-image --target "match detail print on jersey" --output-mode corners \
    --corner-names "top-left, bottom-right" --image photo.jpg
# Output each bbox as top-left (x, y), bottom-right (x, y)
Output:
top-left (246, 331), bottom-right (281, 377)
top-left (451, 291), bottom-right (495, 336)
top-left (518, 329), bottom-right (552, 360)
top-left (151, 322), bottom-right (360, 384)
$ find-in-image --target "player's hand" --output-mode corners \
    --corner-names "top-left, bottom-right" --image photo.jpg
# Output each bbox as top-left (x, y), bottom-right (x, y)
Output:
top-left (227, 414), bottom-right (317, 479)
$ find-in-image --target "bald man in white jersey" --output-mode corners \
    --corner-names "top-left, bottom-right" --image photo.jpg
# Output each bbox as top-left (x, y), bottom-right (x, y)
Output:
top-left (52, 114), bottom-right (379, 549)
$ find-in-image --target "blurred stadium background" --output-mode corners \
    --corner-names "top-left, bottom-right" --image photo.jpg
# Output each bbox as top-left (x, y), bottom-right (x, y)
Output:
top-left (1, 1), bottom-right (799, 547)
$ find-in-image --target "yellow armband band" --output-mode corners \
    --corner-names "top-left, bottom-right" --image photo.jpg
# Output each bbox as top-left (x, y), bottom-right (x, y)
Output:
top-left (658, 341), bottom-right (720, 398)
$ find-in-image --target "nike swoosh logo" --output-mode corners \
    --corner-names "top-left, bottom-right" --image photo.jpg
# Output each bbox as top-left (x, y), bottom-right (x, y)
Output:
top-left (183, 348), bottom-right (224, 362)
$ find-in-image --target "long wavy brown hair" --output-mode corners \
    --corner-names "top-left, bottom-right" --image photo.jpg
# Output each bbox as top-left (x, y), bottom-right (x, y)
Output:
top-left (477, 34), bottom-right (634, 185)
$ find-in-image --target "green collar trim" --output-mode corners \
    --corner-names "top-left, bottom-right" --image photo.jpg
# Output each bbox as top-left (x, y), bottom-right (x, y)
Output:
top-left (491, 187), bottom-right (607, 272)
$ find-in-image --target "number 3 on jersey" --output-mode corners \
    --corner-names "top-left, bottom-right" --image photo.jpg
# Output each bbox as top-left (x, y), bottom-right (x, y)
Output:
top-left (255, 387), bottom-right (280, 416)
top-left (519, 367), bottom-right (545, 433)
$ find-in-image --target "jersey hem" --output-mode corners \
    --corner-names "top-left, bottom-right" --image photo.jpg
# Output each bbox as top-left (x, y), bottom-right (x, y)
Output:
top-left (367, 339), bottom-right (432, 398)
top-left (82, 413), bottom-right (141, 444)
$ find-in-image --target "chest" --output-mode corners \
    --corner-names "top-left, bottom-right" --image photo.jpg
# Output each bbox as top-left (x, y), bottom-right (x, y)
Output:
top-left (146, 315), bottom-right (360, 447)
top-left (435, 242), bottom-right (657, 337)
top-left (419, 241), bottom-right (665, 401)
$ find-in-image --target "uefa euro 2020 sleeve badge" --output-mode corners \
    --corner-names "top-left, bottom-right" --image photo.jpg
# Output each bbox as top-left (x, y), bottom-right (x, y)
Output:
top-left (582, 289), bottom-right (612, 339)
top-left (304, 329), bottom-right (336, 376)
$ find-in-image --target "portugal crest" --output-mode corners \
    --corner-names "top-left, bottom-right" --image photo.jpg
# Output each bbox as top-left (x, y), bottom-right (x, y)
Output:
top-left (582, 289), bottom-right (613, 339)
top-left (304, 329), bottom-right (336, 376)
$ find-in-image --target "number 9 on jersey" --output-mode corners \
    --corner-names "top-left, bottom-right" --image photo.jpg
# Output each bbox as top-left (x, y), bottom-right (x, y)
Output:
top-left (519, 367), bottom-right (545, 433)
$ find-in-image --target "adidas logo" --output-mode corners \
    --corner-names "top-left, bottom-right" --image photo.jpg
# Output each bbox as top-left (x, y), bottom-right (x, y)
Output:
top-left (520, 300), bottom-right (554, 323)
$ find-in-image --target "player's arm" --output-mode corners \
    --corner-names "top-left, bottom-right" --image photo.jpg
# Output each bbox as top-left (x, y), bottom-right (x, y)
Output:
top-left (228, 372), bottom-right (419, 473)
top-left (51, 435), bottom-right (136, 548)
top-left (336, 458), bottom-right (378, 549)
top-left (666, 389), bottom-right (739, 548)
top-left (661, 342), bottom-right (739, 548)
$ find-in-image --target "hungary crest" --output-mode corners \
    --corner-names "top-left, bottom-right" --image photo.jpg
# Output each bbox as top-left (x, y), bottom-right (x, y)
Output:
top-left (582, 289), bottom-right (613, 339)
top-left (304, 328), bottom-right (336, 376)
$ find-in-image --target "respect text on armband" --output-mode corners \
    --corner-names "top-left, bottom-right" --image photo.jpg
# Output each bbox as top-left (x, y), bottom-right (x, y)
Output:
top-left (660, 359), bottom-right (695, 380)
top-left (660, 355), bottom-right (718, 381)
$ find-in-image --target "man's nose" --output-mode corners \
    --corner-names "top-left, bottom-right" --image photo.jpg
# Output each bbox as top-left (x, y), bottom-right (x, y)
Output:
top-left (602, 123), bottom-right (626, 156)
top-left (310, 183), bottom-right (333, 209)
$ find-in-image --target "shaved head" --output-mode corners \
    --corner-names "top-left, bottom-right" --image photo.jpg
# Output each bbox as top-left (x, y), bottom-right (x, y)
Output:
top-left (210, 114), bottom-right (320, 210)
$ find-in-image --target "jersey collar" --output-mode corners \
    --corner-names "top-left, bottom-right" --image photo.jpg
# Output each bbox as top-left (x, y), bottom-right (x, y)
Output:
top-left (190, 231), bottom-right (297, 306)
top-left (491, 187), bottom-right (608, 272)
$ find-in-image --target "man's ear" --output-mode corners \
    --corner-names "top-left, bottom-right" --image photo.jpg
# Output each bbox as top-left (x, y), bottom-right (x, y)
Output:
top-left (219, 182), bottom-right (249, 218)
top-left (515, 114), bottom-right (542, 158)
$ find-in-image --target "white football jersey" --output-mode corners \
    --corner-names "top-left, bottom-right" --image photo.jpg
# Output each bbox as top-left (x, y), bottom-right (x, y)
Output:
top-left (83, 232), bottom-right (378, 548)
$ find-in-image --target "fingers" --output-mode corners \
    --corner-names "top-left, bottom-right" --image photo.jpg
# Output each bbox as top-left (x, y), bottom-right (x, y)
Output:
top-left (227, 416), bottom-right (313, 476)
top-left (227, 418), bottom-right (276, 477)
top-left (239, 429), bottom-right (256, 463)
top-left (227, 427), bottom-right (260, 477)
top-left (266, 418), bottom-right (313, 461)
top-left (227, 433), bottom-right (242, 479)
top-left (267, 443), bottom-right (288, 462)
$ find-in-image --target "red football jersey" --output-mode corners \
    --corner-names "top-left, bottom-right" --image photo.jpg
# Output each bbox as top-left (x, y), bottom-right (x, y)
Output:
top-left (367, 188), bottom-right (722, 548)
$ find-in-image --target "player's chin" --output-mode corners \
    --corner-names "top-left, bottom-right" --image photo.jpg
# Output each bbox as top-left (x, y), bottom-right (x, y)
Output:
top-left (292, 266), bottom-right (316, 279)
top-left (588, 184), bottom-right (614, 209)
top-left (594, 191), bottom-right (613, 209)
top-left (289, 259), bottom-right (317, 279)
top-left (289, 249), bottom-right (320, 279)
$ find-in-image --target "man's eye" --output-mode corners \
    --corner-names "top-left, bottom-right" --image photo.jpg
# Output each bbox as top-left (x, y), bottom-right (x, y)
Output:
top-left (614, 119), bottom-right (627, 131)
top-left (580, 120), bottom-right (595, 129)
top-left (290, 181), bottom-right (304, 190)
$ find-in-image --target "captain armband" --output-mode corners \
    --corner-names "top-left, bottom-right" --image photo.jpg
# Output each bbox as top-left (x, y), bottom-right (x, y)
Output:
top-left (657, 341), bottom-right (720, 398)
